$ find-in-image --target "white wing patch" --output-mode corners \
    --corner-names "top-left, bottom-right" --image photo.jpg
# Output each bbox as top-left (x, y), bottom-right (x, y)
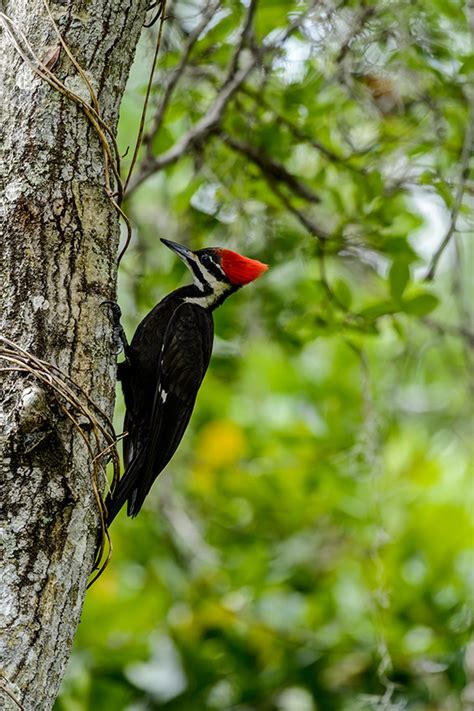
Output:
top-left (160, 389), bottom-right (168, 403)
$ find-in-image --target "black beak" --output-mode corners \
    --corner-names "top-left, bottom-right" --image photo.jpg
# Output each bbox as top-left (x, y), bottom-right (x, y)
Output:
top-left (160, 239), bottom-right (194, 262)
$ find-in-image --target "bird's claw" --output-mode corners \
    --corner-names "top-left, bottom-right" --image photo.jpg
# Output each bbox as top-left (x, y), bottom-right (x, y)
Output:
top-left (101, 300), bottom-right (122, 320)
top-left (101, 300), bottom-right (128, 356)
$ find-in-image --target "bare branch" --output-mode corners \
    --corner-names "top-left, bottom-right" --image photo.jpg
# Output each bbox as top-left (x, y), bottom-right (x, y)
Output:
top-left (425, 93), bottom-right (473, 281)
top-left (220, 131), bottom-right (321, 204)
top-left (227, 0), bottom-right (258, 77)
top-left (128, 61), bottom-right (256, 193)
top-left (335, 5), bottom-right (376, 65)
top-left (143, 0), bottom-right (221, 152)
top-left (220, 136), bottom-right (329, 243)
top-left (128, 2), bottom-right (315, 194)
top-left (265, 177), bottom-right (330, 242)
top-left (422, 318), bottom-right (474, 348)
top-left (128, 0), bottom-right (260, 194)
top-left (240, 85), bottom-right (365, 172)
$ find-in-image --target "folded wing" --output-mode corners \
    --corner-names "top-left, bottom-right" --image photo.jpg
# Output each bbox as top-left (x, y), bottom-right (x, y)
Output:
top-left (107, 303), bottom-right (213, 522)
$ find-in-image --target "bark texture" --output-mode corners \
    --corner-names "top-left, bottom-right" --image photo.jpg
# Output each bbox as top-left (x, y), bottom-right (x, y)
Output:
top-left (0, 1), bottom-right (147, 708)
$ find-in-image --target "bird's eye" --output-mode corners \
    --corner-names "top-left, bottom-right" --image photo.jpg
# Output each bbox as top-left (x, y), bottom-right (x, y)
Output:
top-left (202, 254), bottom-right (210, 265)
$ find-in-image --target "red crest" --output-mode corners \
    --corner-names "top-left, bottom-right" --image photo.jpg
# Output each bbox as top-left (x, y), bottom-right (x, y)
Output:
top-left (220, 249), bottom-right (268, 286)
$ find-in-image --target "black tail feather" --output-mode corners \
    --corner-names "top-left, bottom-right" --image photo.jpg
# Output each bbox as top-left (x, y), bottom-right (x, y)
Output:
top-left (105, 450), bottom-right (147, 524)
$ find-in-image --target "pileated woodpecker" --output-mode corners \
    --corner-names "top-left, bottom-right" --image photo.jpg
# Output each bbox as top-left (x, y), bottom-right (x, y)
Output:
top-left (105, 239), bottom-right (268, 523)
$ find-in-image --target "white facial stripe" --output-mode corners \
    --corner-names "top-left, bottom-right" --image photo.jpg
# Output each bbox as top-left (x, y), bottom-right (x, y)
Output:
top-left (193, 260), bottom-right (226, 291)
top-left (182, 251), bottom-right (230, 305)
top-left (184, 276), bottom-right (230, 308)
top-left (193, 276), bottom-right (205, 291)
top-left (201, 266), bottom-right (221, 288)
top-left (182, 252), bottom-right (205, 291)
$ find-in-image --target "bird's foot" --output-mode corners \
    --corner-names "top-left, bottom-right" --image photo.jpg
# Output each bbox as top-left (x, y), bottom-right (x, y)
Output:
top-left (101, 300), bottom-right (129, 356)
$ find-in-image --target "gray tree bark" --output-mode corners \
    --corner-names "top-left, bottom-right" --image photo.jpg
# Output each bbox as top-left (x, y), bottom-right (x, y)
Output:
top-left (0, 1), bottom-right (147, 708)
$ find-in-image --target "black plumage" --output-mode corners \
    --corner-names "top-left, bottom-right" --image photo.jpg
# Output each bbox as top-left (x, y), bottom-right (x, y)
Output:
top-left (105, 239), bottom-right (267, 524)
top-left (106, 289), bottom-right (213, 522)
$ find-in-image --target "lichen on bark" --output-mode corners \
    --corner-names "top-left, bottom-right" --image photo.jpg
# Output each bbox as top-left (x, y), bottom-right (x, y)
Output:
top-left (0, 1), bottom-right (148, 708)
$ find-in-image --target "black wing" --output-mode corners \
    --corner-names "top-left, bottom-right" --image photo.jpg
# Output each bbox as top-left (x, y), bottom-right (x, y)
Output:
top-left (107, 303), bottom-right (213, 521)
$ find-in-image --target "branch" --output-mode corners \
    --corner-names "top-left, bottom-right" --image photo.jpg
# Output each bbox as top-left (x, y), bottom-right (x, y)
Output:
top-left (227, 0), bottom-right (258, 77)
top-left (128, 62), bottom-right (255, 192)
top-left (143, 0), bottom-right (221, 154)
top-left (421, 318), bottom-right (474, 348)
top-left (128, 0), bottom-right (259, 193)
top-left (240, 86), bottom-right (364, 172)
top-left (335, 5), bottom-right (376, 65)
top-left (221, 132), bottom-right (321, 204)
top-left (279, 192), bottom-right (329, 241)
top-left (258, 168), bottom-right (329, 243)
top-left (127, 1), bottom-right (316, 194)
top-left (425, 92), bottom-right (473, 281)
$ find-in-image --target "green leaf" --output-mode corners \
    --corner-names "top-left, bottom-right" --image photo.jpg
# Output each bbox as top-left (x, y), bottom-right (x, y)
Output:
top-left (402, 293), bottom-right (439, 316)
top-left (255, 0), bottom-right (298, 39)
top-left (382, 237), bottom-right (418, 258)
top-left (460, 55), bottom-right (474, 75)
top-left (333, 279), bottom-right (352, 309)
top-left (358, 301), bottom-right (398, 320)
top-left (389, 261), bottom-right (410, 301)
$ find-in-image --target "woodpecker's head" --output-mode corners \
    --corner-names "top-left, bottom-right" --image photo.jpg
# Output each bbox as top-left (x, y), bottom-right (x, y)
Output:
top-left (161, 239), bottom-right (268, 308)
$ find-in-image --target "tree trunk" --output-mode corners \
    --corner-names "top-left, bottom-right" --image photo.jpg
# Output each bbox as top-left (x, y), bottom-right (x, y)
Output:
top-left (0, 2), bottom-right (147, 708)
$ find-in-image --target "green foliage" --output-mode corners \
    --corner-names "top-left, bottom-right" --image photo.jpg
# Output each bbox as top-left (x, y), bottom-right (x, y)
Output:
top-left (57, 0), bottom-right (472, 708)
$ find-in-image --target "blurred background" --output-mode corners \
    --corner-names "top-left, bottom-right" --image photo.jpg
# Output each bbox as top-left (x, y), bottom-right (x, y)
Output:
top-left (56, 0), bottom-right (473, 708)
